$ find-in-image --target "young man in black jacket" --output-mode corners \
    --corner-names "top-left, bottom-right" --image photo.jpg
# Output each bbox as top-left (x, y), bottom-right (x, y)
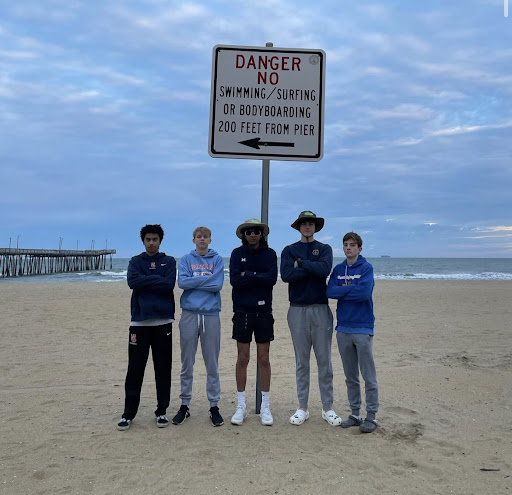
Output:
top-left (229, 219), bottom-right (278, 426)
top-left (117, 224), bottom-right (176, 431)
top-left (280, 211), bottom-right (342, 427)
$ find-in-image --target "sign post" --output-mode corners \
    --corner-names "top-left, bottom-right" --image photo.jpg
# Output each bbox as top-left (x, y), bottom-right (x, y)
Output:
top-left (209, 42), bottom-right (326, 413)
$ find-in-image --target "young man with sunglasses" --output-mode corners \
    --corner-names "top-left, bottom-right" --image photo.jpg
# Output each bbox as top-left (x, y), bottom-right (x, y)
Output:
top-left (280, 211), bottom-right (342, 427)
top-left (229, 219), bottom-right (278, 426)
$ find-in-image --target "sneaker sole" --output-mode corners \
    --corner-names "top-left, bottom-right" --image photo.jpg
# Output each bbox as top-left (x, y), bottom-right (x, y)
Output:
top-left (341, 420), bottom-right (362, 428)
top-left (260, 417), bottom-right (273, 426)
top-left (323, 417), bottom-right (342, 426)
top-left (231, 413), bottom-right (248, 425)
top-left (210, 417), bottom-right (224, 427)
top-left (171, 412), bottom-right (190, 425)
top-left (156, 422), bottom-right (169, 428)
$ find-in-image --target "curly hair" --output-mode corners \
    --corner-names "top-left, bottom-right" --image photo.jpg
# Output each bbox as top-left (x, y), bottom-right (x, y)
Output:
top-left (140, 224), bottom-right (164, 242)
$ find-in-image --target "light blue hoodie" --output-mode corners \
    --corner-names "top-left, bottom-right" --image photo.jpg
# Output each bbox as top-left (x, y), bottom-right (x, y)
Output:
top-left (178, 249), bottom-right (224, 315)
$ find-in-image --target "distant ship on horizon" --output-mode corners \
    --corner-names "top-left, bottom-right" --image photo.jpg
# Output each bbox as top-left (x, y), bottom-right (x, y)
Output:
top-left (380, 255), bottom-right (391, 258)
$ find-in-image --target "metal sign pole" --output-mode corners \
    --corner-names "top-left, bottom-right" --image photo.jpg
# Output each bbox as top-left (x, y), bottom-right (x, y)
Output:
top-left (256, 157), bottom-right (270, 414)
top-left (255, 41), bottom-right (273, 415)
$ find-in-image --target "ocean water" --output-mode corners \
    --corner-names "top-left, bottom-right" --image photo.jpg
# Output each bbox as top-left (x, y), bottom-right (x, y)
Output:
top-left (1, 257), bottom-right (512, 283)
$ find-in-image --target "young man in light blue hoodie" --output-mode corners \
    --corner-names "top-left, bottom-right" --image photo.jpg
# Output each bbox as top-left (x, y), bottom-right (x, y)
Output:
top-left (172, 226), bottom-right (225, 427)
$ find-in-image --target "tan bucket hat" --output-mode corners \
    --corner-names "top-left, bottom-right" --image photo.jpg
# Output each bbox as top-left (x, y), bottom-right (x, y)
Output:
top-left (236, 218), bottom-right (270, 239)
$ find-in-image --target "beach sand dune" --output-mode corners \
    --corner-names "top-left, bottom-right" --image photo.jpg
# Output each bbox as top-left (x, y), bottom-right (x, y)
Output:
top-left (1, 281), bottom-right (511, 494)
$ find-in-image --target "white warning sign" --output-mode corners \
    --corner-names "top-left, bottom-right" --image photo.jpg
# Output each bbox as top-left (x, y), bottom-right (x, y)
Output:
top-left (208, 45), bottom-right (326, 161)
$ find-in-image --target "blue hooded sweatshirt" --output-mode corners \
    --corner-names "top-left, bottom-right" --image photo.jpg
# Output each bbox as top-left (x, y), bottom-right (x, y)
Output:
top-left (178, 249), bottom-right (224, 316)
top-left (326, 255), bottom-right (375, 334)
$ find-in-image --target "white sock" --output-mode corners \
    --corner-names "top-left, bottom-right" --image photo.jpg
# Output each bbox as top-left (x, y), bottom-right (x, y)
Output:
top-left (237, 391), bottom-right (246, 407)
top-left (261, 391), bottom-right (270, 408)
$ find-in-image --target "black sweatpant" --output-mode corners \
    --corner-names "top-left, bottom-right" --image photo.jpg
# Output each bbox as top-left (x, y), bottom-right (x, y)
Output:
top-left (123, 323), bottom-right (172, 419)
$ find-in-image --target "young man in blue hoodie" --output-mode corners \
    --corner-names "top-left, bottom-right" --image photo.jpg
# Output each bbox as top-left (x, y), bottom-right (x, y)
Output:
top-left (326, 232), bottom-right (379, 433)
top-left (229, 219), bottom-right (278, 426)
top-left (281, 211), bottom-right (342, 427)
top-left (171, 226), bottom-right (225, 427)
top-left (117, 224), bottom-right (176, 431)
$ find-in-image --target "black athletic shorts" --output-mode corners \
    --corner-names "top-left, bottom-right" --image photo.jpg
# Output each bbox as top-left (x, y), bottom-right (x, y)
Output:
top-left (232, 312), bottom-right (274, 344)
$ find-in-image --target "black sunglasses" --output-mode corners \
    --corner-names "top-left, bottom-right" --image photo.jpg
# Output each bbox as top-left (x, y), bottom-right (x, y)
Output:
top-left (244, 229), bottom-right (262, 236)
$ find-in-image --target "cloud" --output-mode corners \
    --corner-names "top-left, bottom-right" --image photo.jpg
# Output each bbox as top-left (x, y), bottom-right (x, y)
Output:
top-left (430, 120), bottom-right (512, 137)
top-left (369, 104), bottom-right (435, 120)
top-left (0, 0), bottom-right (510, 257)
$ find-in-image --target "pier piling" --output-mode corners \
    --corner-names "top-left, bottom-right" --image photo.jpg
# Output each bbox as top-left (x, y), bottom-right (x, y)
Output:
top-left (0, 248), bottom-right (116, 278)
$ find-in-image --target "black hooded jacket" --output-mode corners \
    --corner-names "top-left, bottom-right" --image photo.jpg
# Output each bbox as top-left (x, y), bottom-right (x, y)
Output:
top-left (229, 242), bottom-right (277, 313)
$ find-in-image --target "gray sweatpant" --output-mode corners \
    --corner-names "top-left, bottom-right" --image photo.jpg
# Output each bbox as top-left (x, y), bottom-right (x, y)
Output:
top-left (287, 304), bottom-right (334, 411)
top-left (178, 309), bottom-right (221, 407)
top-left (336, 331), bottom-right (379, 419)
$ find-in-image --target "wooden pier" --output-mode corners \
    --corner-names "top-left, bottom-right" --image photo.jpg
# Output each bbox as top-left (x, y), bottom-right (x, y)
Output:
top-left (0, 248), bottom-right (116, 278)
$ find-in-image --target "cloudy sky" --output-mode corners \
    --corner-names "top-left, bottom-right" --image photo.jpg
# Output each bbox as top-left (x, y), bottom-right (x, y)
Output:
top-left (1, 0), bottom-right (511, 258)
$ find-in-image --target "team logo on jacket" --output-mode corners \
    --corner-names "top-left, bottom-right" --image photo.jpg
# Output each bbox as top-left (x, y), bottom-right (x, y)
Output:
top-left (312, 249), bottom-right (319, 256)
top-left (150, 261), bottom-right (156, 269)
top-left (241, 258), bottom-right (246, 262)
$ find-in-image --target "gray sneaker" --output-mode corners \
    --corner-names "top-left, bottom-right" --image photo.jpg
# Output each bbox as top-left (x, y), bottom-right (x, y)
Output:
top-left (341, 415), bottom-right (363, 428)
top-left (359, 418), bottom-right (378, 433)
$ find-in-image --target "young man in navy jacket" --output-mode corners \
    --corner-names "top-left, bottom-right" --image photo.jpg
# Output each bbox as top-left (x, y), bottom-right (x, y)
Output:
top-left (280, 211), bottom-right (342, 427)
top-left (117, 224), bottom-right (176, 431)
top-left (326, 231), bottom-right (379, 433)
top-left (229, 219), bottom-right (277, 426)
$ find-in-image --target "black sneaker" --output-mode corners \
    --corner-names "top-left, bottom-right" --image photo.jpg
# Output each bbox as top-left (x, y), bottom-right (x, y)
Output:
top-left (156, 415), bottom-right (169, 428)
top-left (172, 405), bottom-right (190, 425)
top-left (117, 418), bottom-right (132, 431)
top-left (209, 406), bottom-right (224, 427)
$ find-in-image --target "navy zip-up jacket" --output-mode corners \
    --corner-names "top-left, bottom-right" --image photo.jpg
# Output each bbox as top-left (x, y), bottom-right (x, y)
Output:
top-left (280, 240), bottom-right (332, 305)
top-left (127, 251), bottom-right (176, 321)
top-left (326, 255), bottom-right (375, 333)
top-left (230, 243), bottom-right (278, 313)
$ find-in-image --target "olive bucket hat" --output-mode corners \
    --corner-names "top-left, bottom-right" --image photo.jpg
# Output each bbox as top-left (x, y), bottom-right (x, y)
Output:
top-left (236, 218), bottom-right (270, 239)
top-left (290, 210), bottom-right (325, 232)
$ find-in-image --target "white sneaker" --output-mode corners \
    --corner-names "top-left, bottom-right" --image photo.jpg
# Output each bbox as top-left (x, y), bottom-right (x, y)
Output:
top-left (289, 408), bottom-right (309, 425)
top-left (231, 404), bottom-right (247, 425)
top-left (260, 406), bottom-right (273, 426)
top-left (322, 409), bottom-right (342, 426)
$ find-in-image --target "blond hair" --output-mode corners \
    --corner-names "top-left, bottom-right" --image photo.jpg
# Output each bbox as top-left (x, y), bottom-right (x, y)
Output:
top-left (193, 226), bottom-right (212, 238)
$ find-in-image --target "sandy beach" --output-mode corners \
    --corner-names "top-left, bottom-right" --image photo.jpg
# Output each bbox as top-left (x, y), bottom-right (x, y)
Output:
top-left (1, 280), bottom-right (511, 494)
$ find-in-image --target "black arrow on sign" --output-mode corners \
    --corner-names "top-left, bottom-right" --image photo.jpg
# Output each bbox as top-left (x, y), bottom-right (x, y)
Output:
top-left (239, 137), bottom-right (295, 150)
